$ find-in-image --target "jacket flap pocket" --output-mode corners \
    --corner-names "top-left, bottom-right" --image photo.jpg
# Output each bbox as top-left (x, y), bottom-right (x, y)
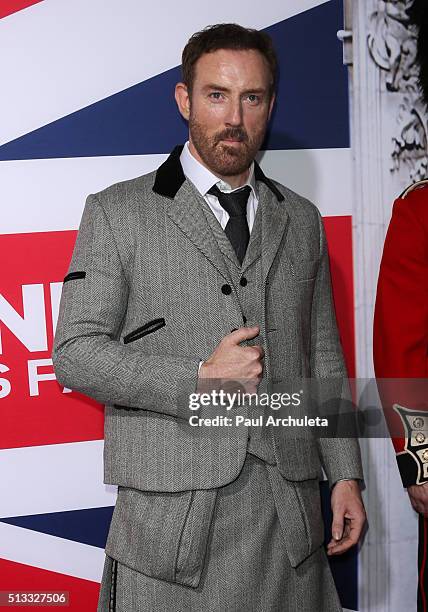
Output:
top-left (63, 271), bottom-right (86, 283)
top-left (123, 318), bottom-right (166, 344)
top-left (105, 486), bottom-right (217, 588)
top-left (265, 466), bottom-right (324, 567)
top-left (175, 488), bottom-right (218, 587)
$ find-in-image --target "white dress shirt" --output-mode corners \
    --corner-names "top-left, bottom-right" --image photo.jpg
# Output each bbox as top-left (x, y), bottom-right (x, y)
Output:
top-left (179, 141), bottom-right (259, 232)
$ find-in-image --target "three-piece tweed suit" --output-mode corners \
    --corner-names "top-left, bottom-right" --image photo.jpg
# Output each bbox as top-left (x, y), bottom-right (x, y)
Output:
top-left (52, 145), bottom-right (363, 611)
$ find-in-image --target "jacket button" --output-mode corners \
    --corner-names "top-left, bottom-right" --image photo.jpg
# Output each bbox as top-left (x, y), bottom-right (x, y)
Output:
top-left (242, 315), bottom-right (247, 324)
top-left (240, 277), bottom-right (248, 287)
top-left (221, 284), bottom-right (232, 295)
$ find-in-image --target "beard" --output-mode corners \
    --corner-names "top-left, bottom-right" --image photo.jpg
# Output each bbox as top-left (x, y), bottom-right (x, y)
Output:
top-left (189, 113), bottom-right (267, 177)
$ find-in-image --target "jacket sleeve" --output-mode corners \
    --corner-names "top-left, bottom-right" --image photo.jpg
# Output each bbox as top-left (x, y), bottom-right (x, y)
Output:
top-left (374, 193), bottom-right (428, 486)
top-left (52, 193), bottom-right (201, 419)
top-left (310, 210), bottom-right (364, 486)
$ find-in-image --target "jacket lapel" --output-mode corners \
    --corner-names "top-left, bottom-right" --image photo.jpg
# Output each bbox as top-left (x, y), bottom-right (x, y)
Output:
top-left (168, 181), bottom-right (234, 283)
top-left (152, 146), bottom-right (288, 284)
top-left (259, 181), bottom-right (289, 284)
top-left (153, 147), bottom-right (232, 282)
top-left (199, 197), bottom-right (242, 270)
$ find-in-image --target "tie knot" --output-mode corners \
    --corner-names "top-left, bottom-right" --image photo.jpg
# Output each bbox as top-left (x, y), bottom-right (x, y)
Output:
top-left (208, 184), bottom-right (251, 217)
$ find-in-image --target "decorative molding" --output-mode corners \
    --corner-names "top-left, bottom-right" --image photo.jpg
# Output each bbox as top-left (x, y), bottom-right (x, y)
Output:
top-left (368, 1), bottom-right (418, 93)
top-left (392, 96), bottom-right (428, 181)
top-left (367, 0), bottom-right (427, 179)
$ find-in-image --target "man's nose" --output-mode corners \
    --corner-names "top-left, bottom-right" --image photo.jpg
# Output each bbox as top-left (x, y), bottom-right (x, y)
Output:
top-left (225, 99), bottom-right (243, 126)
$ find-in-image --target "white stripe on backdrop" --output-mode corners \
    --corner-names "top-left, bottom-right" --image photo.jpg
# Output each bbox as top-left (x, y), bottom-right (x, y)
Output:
top-left (0, 0), bottom-right (329, 145)
top-left (0, 148), bottom-right (352, 234)
top-left (0, 522), bottom-right (105, 583)
top-left (0, 441), bottom-right (116, 518)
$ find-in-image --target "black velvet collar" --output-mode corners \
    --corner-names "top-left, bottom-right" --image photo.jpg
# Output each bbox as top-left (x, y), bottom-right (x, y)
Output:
top-left (152, 144), bottom-right (284, 202)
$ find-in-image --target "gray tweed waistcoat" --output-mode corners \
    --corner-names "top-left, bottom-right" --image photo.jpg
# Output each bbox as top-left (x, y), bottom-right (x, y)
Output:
top-left (200, 192), bottom-right (276, 465)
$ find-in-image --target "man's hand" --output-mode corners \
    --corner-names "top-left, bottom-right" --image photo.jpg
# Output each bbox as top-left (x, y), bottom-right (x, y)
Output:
top-left (408, 482), bottom-right (428, 516)
top-left (327, 479), bottom-right (366, 556)
top-left (199, 326), bottom-right (264, 394)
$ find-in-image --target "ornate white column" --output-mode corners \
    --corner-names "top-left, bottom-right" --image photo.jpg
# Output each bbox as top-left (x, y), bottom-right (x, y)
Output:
top-left (345, 1), bottom-right (427, 610)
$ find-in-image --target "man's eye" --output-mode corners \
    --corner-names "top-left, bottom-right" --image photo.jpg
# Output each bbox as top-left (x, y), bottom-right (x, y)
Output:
top-left (209, 92), bottom-right (223, 100)
top-left (246, 94), bottom-right (261, 104)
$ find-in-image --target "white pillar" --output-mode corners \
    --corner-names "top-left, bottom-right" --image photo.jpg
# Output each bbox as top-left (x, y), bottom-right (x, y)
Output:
top-left (346, 0), bottom-right (427, 609)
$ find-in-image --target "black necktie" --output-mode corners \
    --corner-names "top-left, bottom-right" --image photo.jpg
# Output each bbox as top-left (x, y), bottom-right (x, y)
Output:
top-left (208, 184), bottom-right (251, 264)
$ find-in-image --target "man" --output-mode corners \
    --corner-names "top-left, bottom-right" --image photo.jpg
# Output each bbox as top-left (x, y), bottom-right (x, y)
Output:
top-left (53, 23), bottom-right (365, 611)
top-left (374, 1), bottom-right (428, 609)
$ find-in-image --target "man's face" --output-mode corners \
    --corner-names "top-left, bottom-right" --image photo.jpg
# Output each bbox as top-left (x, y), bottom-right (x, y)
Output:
top-left (176, 48), bottom-right (275, 180)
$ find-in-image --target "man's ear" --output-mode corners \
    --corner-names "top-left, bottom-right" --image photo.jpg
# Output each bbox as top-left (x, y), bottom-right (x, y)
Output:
top-left (175, 83), bottom-right (190, 120)
top-left (267, 92), bottom-right (276, 121)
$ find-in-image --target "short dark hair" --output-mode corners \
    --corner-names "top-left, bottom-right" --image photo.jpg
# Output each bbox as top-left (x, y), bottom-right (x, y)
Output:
top-left (181, 23), bottom-right (278, 98)
top-left (408, 0), bottom-right (428, 106)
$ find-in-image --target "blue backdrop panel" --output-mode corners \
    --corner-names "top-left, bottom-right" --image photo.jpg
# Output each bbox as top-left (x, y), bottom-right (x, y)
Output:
top-left (0, 0), bottom-right (348, 161)
top-left (0, 507), bottom-right (114, 549)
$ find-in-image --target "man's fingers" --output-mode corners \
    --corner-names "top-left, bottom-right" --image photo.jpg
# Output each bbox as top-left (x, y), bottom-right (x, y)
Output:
top-left (227, 326), bottom-right (260, 344)
top-left (342, 521), bottom-right (352, 540)
top-left (327, 526), bottom-right (358, 555)
top-left (245, 344), bottom-right (265, 359)
top-left (331, 513), bottom-right (344, 542)
top-left (327, 512), bottom-right (365, 556)
top-left (327, 534), bottom-right (357, 555)
top-left (329, 480), bottom-right (366, 556)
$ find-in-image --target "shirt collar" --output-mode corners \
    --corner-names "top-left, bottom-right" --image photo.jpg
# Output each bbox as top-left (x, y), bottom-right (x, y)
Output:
top-left (180, 141), bottom-right (257, 198)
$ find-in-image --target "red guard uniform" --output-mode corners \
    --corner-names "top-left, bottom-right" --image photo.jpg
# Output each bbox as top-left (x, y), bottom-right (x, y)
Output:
top-left (374, 179), bottom-right (428, 612)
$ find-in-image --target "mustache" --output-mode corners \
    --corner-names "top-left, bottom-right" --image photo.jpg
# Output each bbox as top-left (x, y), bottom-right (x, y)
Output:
top-left (214, 128), bottom-right (248, 144)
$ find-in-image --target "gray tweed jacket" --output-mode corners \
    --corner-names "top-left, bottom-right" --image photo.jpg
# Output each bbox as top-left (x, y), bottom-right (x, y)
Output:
top-left (52, 145), bottom-right (363, 577)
